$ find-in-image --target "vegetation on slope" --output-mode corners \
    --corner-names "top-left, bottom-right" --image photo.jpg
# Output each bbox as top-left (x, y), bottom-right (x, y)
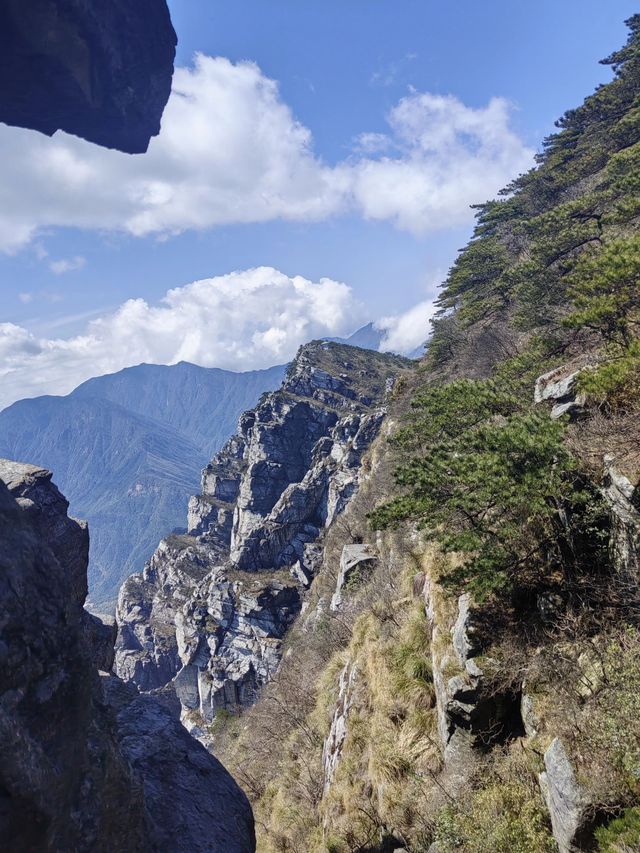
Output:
top-left (215, 17), bottom-right (640, 852)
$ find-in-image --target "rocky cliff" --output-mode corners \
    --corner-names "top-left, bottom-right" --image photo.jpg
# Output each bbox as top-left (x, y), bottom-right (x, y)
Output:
top-left (194, 19), bottom-right (640, 853)
top-left (0, 459), bottom-right (255, 852)
top-left (115, 342), bottom-right (410, 742)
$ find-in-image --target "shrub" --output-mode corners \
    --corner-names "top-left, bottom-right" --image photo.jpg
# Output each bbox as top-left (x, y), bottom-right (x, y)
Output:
top-left (596, 807), bottom-right (640, 852)
top-left (435, 748), bottom-right (555, 852)
top-left (369, 375), bottom-right (607, 600)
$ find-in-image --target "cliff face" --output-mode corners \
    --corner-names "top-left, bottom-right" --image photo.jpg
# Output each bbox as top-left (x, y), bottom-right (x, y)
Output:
top-left (198, 19), bottom-right (640, 853)
top-left (115, 342), bottom-right (410, 740)
top-left (0, 459), bottom-right (255, 852)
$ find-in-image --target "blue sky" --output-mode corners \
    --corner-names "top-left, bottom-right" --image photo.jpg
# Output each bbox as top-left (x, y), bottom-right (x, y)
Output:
top-left (0, 1), bottom-right (636, 407)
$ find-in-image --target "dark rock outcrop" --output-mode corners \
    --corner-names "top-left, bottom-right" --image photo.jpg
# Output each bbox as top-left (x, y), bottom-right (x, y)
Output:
top-left (83, 610), bottom-right (118, 672)
top-left (0, 0), bottom-right (176, 153)
top-left (103, 676), bottom-right (255, 853)
top-left (0, 459), bottom-right (255, 852)
top-left (115, 342), bottom-right (411, 740)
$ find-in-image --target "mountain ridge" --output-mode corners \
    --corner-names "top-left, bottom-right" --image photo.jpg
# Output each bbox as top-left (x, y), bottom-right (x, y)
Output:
top-left (0, 360), bottom-right (288, 606)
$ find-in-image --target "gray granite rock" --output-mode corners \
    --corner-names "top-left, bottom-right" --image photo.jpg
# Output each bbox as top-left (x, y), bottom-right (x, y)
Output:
top-left (452, 593), bottom-right (481, 666)
top-left (115, 343), bottom-right (410, 739)
top-left (0, 458), bottom-right (256, 851)
top-left (540, 738), bottom-right (592, 853)
top-left (323, 661), bottom-right (358, 791)
top-left (330, 543), bottom-right (378, 610)
top-left (534, 366), bottom-right (586, 420)
top-left (602, 454), bottom-right (640, 582)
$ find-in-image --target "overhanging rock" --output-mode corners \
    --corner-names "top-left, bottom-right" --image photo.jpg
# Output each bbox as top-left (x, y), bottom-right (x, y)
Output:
top-left (0, 0), bottom-right (176, 153)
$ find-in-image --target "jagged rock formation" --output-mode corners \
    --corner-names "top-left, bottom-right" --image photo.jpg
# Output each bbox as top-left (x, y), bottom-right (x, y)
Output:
top-left (0, 0), bottom-right (176, 153)
top-left (115, 342), bottom-right (410, 739)
top-left (0, 459), bottom-right (255, 852)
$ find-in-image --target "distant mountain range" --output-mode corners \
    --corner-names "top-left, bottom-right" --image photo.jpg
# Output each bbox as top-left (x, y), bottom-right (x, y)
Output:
top-left (0, 361), bottom-right (286, 608)
top-left (0, 323), bottom-right (418, 608)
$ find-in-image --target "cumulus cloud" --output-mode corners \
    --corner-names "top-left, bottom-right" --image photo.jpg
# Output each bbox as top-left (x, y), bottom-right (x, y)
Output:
top-left (0, 56), bottom-right (344, 253)
top-left (351, 94), bottom-right (533, 235)
top-left (0, 55), bottom-right (534, 252)
top-left (377, 299), bottom-right (437, 355)
top-left (0, 267), bottom-right (364, 410)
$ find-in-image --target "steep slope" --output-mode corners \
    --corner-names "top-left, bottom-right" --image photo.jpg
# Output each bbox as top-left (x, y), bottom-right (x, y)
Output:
top-left (198, 18), bottom-right (640, 853)
top-left (0, 459), bottom-right (255, 852)
top-left (114, 342), bottom-right (411, 742)
top-left (0, 361), bottom-right (286, 607)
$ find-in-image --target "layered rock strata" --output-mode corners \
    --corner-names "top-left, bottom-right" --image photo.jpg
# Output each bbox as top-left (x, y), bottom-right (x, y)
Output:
top-left (116, 342), bottom-right (410, 739)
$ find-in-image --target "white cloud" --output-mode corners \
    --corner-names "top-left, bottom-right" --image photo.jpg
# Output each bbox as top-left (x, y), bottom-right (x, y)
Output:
top-left (0, 267), bottom-right (364, 410)
top-left (49, 255), bottom-right (85, 275)
top-left (377, 299), bottom-right (437, 355)
top-left (351, 94), bottom-right (533, 235)
top-left (18, 292), bottom-right (33, 304)
top-left (353, 132), bottom-right (392, 155)
top-left (0, 55), bottom-right (534, 252)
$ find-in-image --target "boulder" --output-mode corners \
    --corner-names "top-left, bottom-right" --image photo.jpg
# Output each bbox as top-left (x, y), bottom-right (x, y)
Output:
top-left (331, 544), bottom-right (378, 610)
top-left (534, 367), bottom-right (586, 420)
top-left (540, 738), bottom-right (592, 853)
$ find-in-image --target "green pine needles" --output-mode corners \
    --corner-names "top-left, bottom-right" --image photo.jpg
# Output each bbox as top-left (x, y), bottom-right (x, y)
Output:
top-left (565, 236), bottom-right (640, 402)
top-left (370, 376), bottom-right (607, 600)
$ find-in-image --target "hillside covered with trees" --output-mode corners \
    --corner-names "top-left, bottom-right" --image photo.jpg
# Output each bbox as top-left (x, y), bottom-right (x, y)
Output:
top-left (211, 17), bottom-right (640, 852)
